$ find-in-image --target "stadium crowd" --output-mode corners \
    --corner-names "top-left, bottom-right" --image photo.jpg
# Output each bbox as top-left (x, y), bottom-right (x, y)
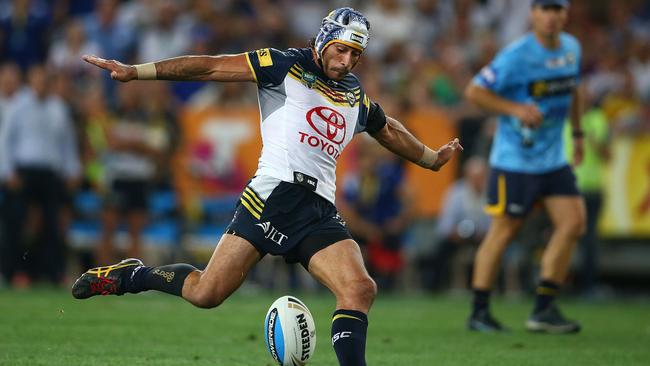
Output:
top-left (1, 0), bottom-right (649, 292)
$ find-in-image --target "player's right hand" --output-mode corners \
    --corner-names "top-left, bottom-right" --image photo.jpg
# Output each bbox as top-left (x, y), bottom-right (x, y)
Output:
top-left (513, 103), bottom-right (543, 128)
top-left (82, 55), bottom-right (137, 82)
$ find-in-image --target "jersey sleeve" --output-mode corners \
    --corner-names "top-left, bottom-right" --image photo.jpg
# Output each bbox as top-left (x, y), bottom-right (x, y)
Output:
top-left (245, 48), bottom-right (298, 87)
top-left (472, 49), bottom-right (520, 94)
top-left (356, 94), bottom-right (387, 134)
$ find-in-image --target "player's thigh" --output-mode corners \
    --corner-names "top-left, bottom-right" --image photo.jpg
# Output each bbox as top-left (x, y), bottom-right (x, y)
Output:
top-left (307, 239), bottom-right (376, 308)
top-left (195, 233), bottom-right (262, 298)
top-left (543, 196), bottom-right (586, 235)
top-left (541, 166), bottom-right (585, 232)
top-left (487, 214), bottom-right (525, 240)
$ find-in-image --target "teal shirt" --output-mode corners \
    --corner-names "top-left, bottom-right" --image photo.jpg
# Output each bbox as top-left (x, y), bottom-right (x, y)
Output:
top-left (473, 32), bottom-right (582, 173)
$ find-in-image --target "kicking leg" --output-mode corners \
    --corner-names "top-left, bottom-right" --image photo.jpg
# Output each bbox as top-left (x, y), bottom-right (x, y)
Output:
top-left (308, 239), bottom-right (376, 366)
top-left (180, 234), bottom-right (260, 308)
top-left (72, 234), bottom-right (260, 309)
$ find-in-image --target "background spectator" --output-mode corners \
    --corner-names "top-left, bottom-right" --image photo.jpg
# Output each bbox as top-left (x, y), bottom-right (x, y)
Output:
top-left (339, 137), bottom-right (415, 291)
top-left (426, 156), bottom-right (491, 291)
top-left (96, 82), bottom-right (172, 265)
top-left (0, 65), bottom-right (81, 286)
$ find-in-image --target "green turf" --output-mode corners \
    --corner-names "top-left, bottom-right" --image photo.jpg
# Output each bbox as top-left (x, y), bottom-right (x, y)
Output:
top-left (1, 289), bottom-right (649, 365)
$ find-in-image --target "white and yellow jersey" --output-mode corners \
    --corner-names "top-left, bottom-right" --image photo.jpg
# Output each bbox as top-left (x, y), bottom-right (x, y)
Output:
top-left (244, 47), bottom-right (386, 204)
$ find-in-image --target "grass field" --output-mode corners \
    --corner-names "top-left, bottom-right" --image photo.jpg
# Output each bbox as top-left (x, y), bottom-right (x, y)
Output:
top-left (1, 289), bottom-right (649, 366)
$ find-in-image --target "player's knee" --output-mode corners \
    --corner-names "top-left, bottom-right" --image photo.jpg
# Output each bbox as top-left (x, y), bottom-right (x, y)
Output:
top-left (342, 276), bottom-right (377, 307)
top-left (190, 288), bottom-right (225, 309)
top-left (360, 277), bottom-right (378, 303)
top-left (558, 216), bottom-right (586, 239)
top-left (573, 219), bottom-right (586, 238)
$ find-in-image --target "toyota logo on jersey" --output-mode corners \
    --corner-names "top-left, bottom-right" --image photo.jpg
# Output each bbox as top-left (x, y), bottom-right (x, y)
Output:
top-left (306, 106), bottom-right (346, 145)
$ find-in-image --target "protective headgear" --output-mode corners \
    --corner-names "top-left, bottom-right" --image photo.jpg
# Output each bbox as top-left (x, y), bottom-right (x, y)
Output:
top-left (314, 7), bottom-right (370, 59)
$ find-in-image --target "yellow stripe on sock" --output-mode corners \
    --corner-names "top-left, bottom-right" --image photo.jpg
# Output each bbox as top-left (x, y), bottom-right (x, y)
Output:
top-left (537, 287), bottom-right (558, 296)
top-left (332, 314), bottom-right (363, 323)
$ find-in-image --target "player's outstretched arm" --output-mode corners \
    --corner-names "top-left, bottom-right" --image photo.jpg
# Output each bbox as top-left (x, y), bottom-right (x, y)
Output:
top-left (82, 54), bottom-right (255, 83)
top-left (371, 116), bottom-right (463, 172)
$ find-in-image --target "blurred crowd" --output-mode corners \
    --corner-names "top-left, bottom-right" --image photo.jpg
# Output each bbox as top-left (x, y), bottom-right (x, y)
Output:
top-left (1, 0), bottom-right (649, 293)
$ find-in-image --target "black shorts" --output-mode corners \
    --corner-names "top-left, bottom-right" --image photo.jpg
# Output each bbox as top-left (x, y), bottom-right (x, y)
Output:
top-left (104, 179), bottom-right (149, 212)
top-left (486, 165), bottom-right (579, 217)
top-left (226, 181), bottom-right (352, 268)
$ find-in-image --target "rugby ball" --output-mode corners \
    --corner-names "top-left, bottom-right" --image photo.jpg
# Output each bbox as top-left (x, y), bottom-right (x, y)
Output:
top-left (264, 296), bottom-right (317, 366)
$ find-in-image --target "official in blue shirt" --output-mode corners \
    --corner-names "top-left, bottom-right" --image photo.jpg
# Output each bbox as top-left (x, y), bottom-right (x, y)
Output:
top-left (464, 0), bottom-right (585, 334)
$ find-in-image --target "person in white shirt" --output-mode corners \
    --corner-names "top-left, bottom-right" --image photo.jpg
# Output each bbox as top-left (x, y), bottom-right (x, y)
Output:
top-left (0, 65), bottom-right (81, 285)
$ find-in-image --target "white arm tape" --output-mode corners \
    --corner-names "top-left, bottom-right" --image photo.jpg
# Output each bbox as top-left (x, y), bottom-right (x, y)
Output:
top-left (135, 62), bottom-right (157, 80)
top-left (417, 146), bottom-right (438, 169)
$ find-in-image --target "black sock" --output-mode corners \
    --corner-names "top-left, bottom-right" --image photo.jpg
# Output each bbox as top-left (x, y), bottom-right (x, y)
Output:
top-left (472, 289), bottom-right (491, 316)
top-left (534, 280), bottom-right (560, 313)
top-left (123, 263), bottom-right (197, 296)
top-left (331, 309), bottom-right (368, 366)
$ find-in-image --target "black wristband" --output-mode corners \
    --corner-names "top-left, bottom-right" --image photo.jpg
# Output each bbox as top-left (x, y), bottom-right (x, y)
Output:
top-left (572, 130), bottom-right (584, 138)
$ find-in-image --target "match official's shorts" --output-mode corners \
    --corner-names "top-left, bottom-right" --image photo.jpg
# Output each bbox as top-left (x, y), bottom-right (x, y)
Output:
top-left (485, 165), bottom-right (579, 217)
top-left (226, 177), bottom-right (352, 268)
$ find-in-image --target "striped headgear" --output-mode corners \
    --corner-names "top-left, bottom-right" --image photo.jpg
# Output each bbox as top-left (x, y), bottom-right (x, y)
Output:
top-left (314, 7), bottom-right (370, 59)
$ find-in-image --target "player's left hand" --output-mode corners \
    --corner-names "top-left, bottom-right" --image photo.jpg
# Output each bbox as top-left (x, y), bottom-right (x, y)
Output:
top-left (432, 138), bottom-right (463, 171)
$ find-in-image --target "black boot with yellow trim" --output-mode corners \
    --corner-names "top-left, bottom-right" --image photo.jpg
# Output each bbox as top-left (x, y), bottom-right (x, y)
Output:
top-left (71, 258), bottom-right (143, 299)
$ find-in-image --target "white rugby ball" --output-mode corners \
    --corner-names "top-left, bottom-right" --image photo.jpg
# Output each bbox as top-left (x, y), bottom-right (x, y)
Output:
top-left (264, 296), bottom-right (317, 366)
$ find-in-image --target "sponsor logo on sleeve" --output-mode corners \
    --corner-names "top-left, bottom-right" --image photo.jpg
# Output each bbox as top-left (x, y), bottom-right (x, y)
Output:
top-left (257, 48), bottom-right (273, 67)
top-left (479, 66), bottom-right (497, 86)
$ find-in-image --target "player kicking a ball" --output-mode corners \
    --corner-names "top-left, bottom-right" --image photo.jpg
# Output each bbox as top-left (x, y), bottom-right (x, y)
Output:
top-left (73, 7), bottom-right (462, 366)
top-left (465, 0), bottom-right (584, 334)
